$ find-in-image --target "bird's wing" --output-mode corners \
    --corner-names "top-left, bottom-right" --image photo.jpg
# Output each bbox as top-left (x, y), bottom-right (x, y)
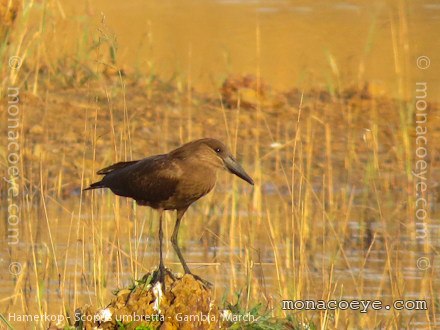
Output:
top-left (101, 154), bottom-right (179, 204)
top-left (97, 160), bottom-right (139, 175)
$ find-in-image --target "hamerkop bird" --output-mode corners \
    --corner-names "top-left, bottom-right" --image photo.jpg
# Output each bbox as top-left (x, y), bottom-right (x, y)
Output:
top-left (85, 138), bottom-right (254, 283)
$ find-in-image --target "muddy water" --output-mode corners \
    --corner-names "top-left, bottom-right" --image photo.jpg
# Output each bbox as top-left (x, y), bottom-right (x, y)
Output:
top-left (1, 188), bottom-right (439, 327)
top-left (58, 0), bottom-right (440, 98)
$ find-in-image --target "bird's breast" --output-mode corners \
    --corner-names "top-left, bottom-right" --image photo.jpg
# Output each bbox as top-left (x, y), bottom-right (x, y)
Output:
top-left (160, 164), bottom-right (215, 209)
top-left (179, 173), bottom-right (216, 200)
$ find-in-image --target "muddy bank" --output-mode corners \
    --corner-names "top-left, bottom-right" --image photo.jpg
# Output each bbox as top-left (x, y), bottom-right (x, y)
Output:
top-left (79, 274), bottom-right (217, 329)
top-left (48, 269), bottom-right (296, 330)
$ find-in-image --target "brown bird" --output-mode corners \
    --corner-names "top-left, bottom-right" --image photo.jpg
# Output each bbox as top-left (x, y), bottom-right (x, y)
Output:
top-left (85, 138), bottom-right (253, 284)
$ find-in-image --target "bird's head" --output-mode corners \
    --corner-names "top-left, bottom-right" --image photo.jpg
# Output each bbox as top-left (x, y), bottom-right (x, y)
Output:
top-left (173, 138), bottom-right (254, 185)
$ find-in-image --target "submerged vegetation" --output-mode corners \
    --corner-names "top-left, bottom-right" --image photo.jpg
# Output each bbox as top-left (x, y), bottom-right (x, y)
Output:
top-left (0, 0), bottom-right (439, 329)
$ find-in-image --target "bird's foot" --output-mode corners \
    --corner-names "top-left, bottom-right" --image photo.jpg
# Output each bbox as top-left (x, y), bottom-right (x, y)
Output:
top-left (164, 268), bottom-right (177, 281)
top-left (152, 266), bottom-right (177, 289)
top-left (153, 265), bottom-right (166, 287)
top-left (187, 272), bottom-right (213, 289)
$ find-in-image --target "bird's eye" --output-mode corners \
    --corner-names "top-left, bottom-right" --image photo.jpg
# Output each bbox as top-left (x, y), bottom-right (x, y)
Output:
top-left (215, 148), bottom-right (221, 153)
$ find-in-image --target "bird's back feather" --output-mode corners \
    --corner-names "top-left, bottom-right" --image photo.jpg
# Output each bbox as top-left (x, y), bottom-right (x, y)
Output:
top-left (97, 160), bottom-right (139, 175)
top-left (85, 155), bottom-right (181, 209)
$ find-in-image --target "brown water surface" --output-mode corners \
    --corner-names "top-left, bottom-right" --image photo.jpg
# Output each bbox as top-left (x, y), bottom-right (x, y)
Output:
top-left (56, 0), bottom-right (440, 98)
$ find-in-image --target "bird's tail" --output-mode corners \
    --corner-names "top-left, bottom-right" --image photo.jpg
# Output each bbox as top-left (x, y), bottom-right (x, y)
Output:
top-left (83, 181), bottom-right (105, 191)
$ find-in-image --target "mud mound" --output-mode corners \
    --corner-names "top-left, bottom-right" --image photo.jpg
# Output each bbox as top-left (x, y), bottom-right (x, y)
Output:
top-left (74, 270), bottom-right (220, 330)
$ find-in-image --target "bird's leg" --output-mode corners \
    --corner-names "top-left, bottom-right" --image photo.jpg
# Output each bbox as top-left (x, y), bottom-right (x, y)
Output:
top-left (171, 208), bottom-right (191, 274)
top-left (171, 208), bottom-right (212, 288)
top-left (157, 210), bottom-right (165, 284)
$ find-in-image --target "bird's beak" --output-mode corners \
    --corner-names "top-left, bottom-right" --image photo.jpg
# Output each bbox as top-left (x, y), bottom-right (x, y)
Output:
top-left (224, 156), bottom-right (254, 185)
